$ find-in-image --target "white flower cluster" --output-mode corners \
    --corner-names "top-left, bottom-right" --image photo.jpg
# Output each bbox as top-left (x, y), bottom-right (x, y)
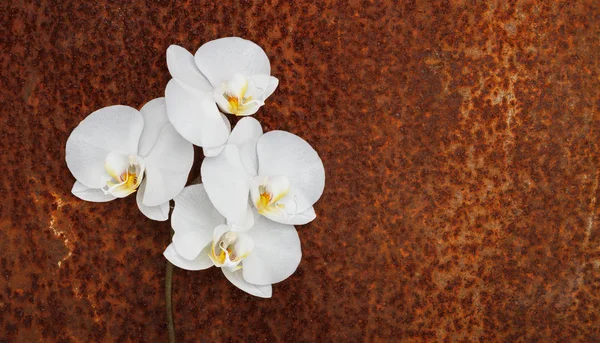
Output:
top-left (65, 37), bottom-right (325, 298)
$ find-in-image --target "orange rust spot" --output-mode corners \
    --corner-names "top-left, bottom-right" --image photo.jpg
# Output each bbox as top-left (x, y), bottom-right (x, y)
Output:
top-left (425, 57), bottom-right (441, 65)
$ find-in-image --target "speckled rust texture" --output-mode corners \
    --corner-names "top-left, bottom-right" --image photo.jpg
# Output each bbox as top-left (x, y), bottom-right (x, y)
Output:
top-left (1, 0), bottom-right (600, 342)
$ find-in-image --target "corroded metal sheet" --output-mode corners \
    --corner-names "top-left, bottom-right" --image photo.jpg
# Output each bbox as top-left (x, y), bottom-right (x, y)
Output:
top-left (1, 0), bottom-right (600, 342)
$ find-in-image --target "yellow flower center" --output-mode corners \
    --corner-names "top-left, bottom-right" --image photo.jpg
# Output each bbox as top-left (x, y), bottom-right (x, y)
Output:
top-left (103, 153), bottom-right (144, 198)
top-left (214, 74), bottom-right (264, 116)
top-left (209, 230), bottom-right (253, 271)
top-left (225, 92), bottom-right (253, 115)
top-left (255, 183), bottom-right (289, 215)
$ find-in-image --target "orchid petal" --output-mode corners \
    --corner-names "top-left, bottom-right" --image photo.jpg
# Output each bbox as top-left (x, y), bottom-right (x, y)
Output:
top-left (246, 75), bottom-right (279, 102)
top-left (221, 268), bottom-right (272, 298)
top-left (164, 243), bottom-right (213, 271)
top-left (227, 204), bottom-right (255, 232)
top-left (137, 98), bottom-right (170, 157)
top-left (257, 131), bottom-right (325, 214)
top-left (242, 214), bottom-right (301, 285)
top-left (166, 45), bottom-right (213, 91)
top-left (260, 206), bottom-right (317, 225)
top-left (233, 232), bottom-right (254, 258)
top-left (201, 144), bottom-right (252, 227)
top-left (202, 113), bottom-right (231, 157)
top-left (142, 124), bottom-right (194, 207)
top-left (71, 181), bottom-right (115, 202)
top-left (65, 105), bottom-right (143, 188)
top-left (173, 231), bottom-right (207, 260)
top-left (211, 224), bottom-right (231, 244)
top-left (171, 184), bottom-right (225, 247)
top-left (194, 37), bottom-right (271, 87)
top-left (136, 180), bottom-right (169, 221)
top-left (228, 117), bottom-right (262, 175)
top-left (165, 78), bottom-right (230, 148)
top-left (203, 145), bottom-right (226, 157)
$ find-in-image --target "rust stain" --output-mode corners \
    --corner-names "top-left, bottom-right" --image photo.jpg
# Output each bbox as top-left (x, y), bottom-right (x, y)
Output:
top-left (49, 193), bottom-right (75, 268)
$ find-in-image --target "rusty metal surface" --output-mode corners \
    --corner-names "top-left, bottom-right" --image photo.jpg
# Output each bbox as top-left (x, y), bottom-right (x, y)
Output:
top-left (1, 0), bottom-right (600, 342)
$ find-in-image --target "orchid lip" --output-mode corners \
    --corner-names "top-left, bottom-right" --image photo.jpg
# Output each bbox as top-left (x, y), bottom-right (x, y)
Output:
top-left (251, 175), bottom-right (291, 215)
top-left (101, 152), bottom-right (145, 198)
top-left (214, 74), bottom-right (267, 116)
top-left (208, 230), bottom-right (253, 271)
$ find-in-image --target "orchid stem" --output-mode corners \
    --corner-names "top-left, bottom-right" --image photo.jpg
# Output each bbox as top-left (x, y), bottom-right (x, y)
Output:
top-left (166, 232), bottom-right (176, 343)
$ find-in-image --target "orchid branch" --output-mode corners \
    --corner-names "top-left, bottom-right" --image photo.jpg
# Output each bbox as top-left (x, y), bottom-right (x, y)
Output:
top-left (166, 231), bottom-right (176, 343)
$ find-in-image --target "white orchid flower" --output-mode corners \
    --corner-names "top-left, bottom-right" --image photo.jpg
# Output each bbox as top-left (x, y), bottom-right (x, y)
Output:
top-left (163, 184), bottom-right (301, 298)
top-left (65, 98), bottom-right (194, 221)
top-left (165, 37), bottom-right (279, 156)
top-left (201, 117), bottom-right (325, 227)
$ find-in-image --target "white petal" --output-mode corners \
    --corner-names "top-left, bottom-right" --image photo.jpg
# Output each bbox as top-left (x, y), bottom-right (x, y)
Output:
top-left (103, 151), bottom-right (130, 180)
top-left (137, 98), bottom-right (170, 157)
top-left (222, 112), bottom-right (232, 131)
top-left (257, 131), bottom-right (325, 213)
top-left (165, 78), bottom-right (230, 148)
top-left (201, 144), bottom-right (252, 226)
top-left (246, 75), bottom-right (279, 101)
top-left (261, 206), bottom-right (316, 225)
top-left (65, 105), bottom-right (143, 188)
top-left (71, 181), bottom-right (115, 202)
top-left (213, 87), bottom-right (237, 115)
top-left (242, 214), bottom-right (301, 285)
top-left (142, 124), bottom-right (194, 206)
top-left (228, 117), bottom-right (262, 175)
top-left (227, 204), bottom-right (255, 232)
top-left (250, 175), bottom-right (290, 208)
top-left (164, 243), bottom-right (213, 271)
top-left (203, 144), bottom-right (225, 157)
top-left (173, 231), bottom-right (207, 260)
top-left (202, 113), bottom-right (231, 157)
top-left (233, 232), bottom-right (254, 258)
top-left (264, 76), bottom-right (279, 99)
top-left (171, 184), bottom-right (225, 244)
top-left (194, 37), bottom-right (271, 86)
top-left (211, 224), bottom-right (231, 243)
top-left (166, 45), bottom-right (213, 91)
top-left (221, 268), bottom-right (272, 298)
top-left (227, 74), bottom-right (248, 96)
top-left (136, 181), bottom-right (169, 221)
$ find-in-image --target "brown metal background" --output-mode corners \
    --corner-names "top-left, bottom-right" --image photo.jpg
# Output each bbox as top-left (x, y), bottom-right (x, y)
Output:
top-left (1, 0), bottom-right (600, 342)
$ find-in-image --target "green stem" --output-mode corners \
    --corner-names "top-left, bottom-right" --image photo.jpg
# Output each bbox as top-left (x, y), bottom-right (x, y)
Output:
top-left (166, 259), bottom-right (175, 343)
